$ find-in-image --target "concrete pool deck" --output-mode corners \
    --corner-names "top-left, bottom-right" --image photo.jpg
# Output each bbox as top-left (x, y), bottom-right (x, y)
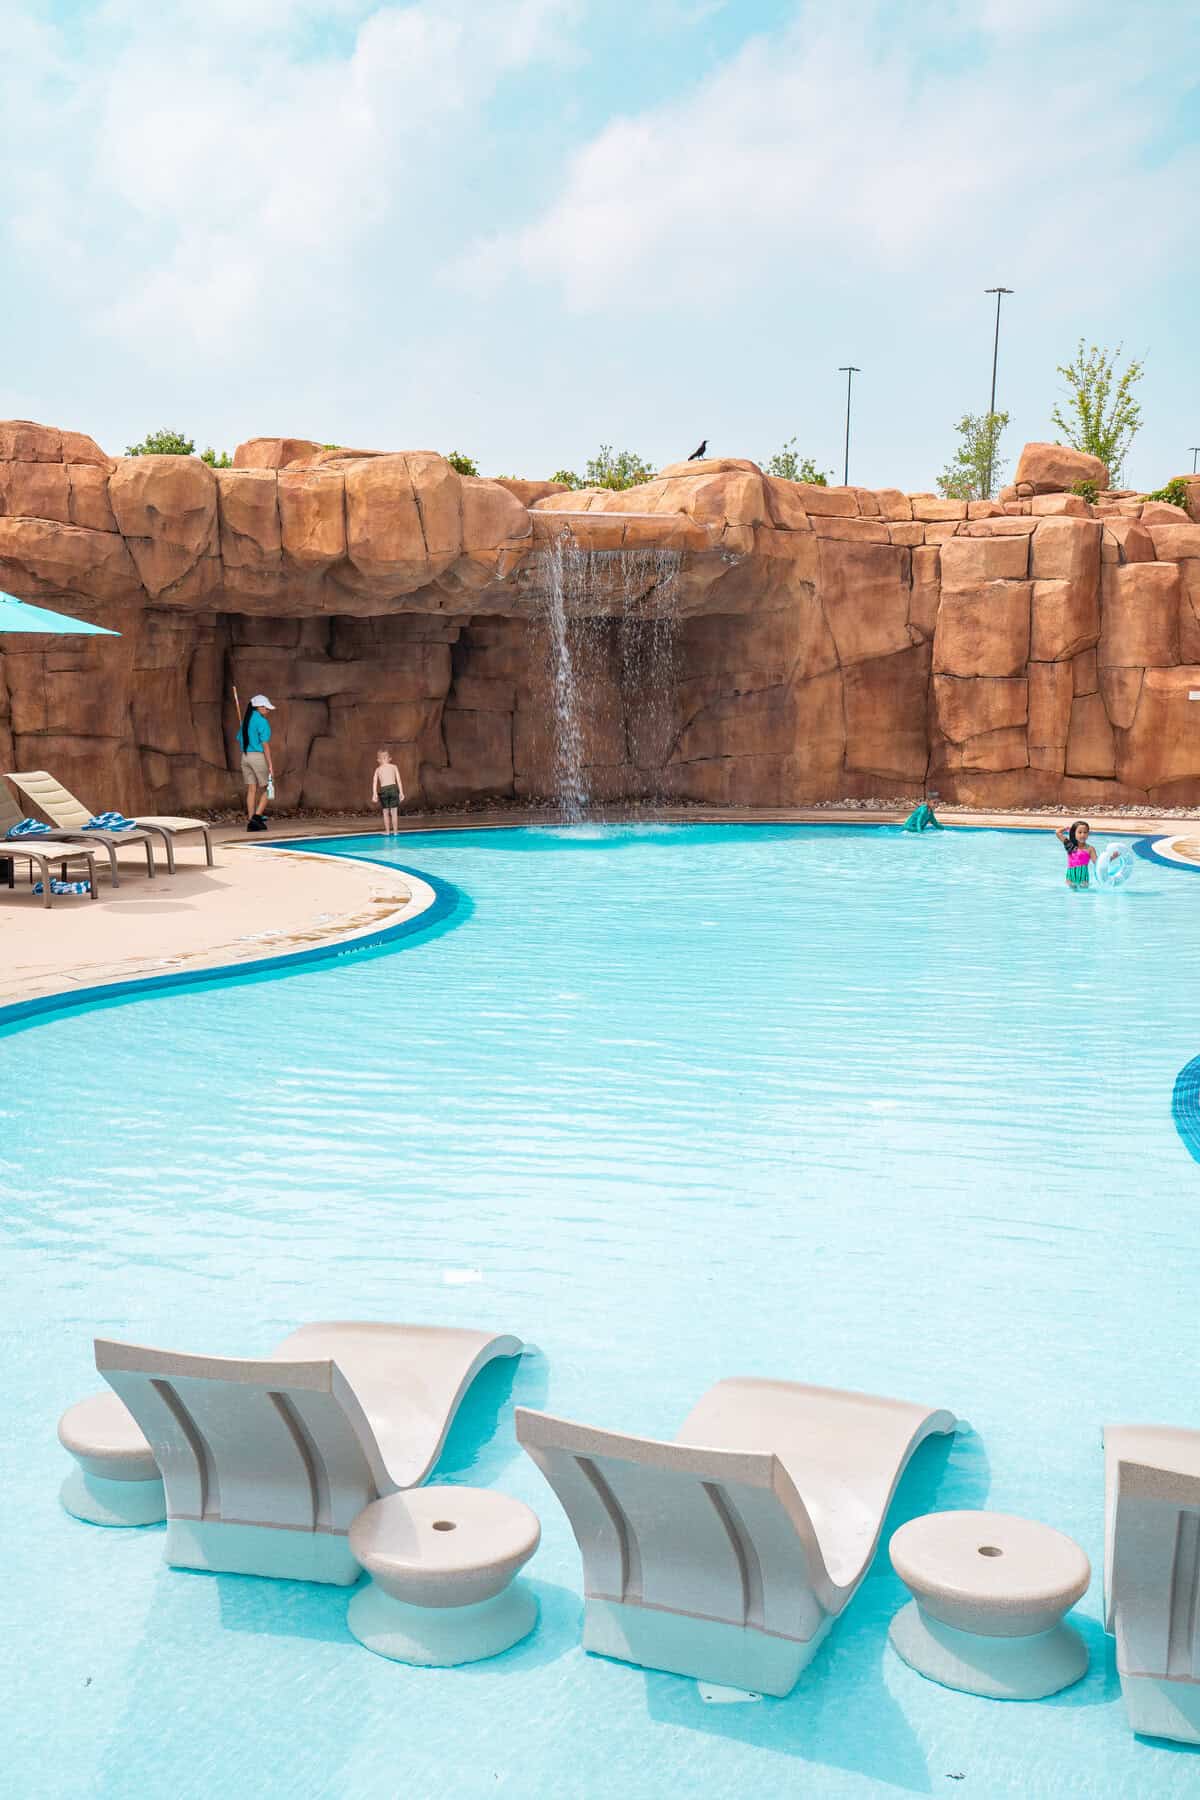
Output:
top-left (1, 806), bottom-right (1191, 1010)
top-left (0, 828), bottom-right (417, 1009)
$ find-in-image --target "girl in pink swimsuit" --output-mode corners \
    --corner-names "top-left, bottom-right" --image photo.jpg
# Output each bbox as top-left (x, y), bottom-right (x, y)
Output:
top-left (1055, 820), bottom-right (1096, 888)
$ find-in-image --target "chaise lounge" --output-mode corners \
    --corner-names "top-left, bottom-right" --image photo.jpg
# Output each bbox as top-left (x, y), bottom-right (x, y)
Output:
top-left (0, 778), bottom-right (155, 888)
top-left (517, 1378), bottom-right (956, 1696)
top-left (7, 769), bottom-right (212, 873)
top-left (1104, 1422), bottom-right (1200, 1745)
top-left (59, 1321), bottom-right (523, 1584)
top-left (0, 831), bottom-right (99, 906)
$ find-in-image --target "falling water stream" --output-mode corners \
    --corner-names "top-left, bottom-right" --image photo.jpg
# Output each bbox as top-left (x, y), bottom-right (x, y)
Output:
top-left (540, 534), bottom-right (590, 821)
top-left (539, 533), bottom-right (682, 818)
top-left (618, 548), bottom-right (682, 777)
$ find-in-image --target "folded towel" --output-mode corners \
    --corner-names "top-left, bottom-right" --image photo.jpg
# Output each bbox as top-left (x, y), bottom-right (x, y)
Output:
top-left (6, 818), bottom-right (51, 838)
top-left (85, 812), bottom-right (137, 831)
top-left (32, 879), bottom-right (92, 896)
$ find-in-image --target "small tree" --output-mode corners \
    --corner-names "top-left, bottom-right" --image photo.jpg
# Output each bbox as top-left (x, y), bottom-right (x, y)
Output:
top-left (547, 448), bottom-right (654, 491)
top-left (126, 427), bottom-right (195, 456)
top-left (764, 438), bottom-right (829, 484)
top-left (584, 445), bottom-right (656, 490)
top-left (200, 447), bottom-right (232, 468)
top-left (936, 411), bottom-right (1009, 501)
top-left (1051, 340), bottom-right (1144, 483)
top-left (446, 451), bottom-right (479, 476)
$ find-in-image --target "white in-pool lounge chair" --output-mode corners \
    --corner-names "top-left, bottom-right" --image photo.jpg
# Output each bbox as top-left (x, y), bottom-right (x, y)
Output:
top-left (7, 769), bottom-right (212, 873)
top-left (1104, 1423), bottom-right (1200, 1744)
top-left (517, 1379), bottom-right (956, 1696)
top-left (81, 1322), bottom-right (522, 1583)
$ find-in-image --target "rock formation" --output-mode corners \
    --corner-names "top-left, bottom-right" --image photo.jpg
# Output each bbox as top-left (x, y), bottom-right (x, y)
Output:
top-left (3, 418), bottom-right (1200, 813)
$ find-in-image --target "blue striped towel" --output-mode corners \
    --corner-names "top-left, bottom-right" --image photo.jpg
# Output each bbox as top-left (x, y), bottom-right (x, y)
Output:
top-left (85, 812), bottom-right (137, 832)
top-left (6, 818), bottom-right (51, 838)
top-left (33, 879), bottom-right (92, 896)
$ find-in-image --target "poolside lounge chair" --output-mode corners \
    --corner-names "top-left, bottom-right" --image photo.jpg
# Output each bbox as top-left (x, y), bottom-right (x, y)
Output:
top-left (1104, 1423), bottom-right (1200, 1744)
top-left (0, 777), bottom-right (154, 889)
top-left (517, 1379), bottom-right (956, 1696)
top-left (0, 836), bottom-right (98, 906)
top-left (7, 769), bottom-right (211, 873)
top-left (2, 774), bottom-right (157, 884)
top-left (88, 1322), bottom-right (523, 1583)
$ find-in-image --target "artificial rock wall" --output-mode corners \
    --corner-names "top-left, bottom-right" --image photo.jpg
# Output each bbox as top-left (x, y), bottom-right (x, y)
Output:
top-left (3, 420), bottom-right (1200, 814)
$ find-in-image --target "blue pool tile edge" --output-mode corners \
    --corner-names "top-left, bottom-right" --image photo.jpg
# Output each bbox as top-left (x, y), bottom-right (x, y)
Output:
top-left (1133, 835), bottom-right (1200, 1161)
top-left (1133, 834), bottom-right (1200, 873)
top-left (0, 847), bottom-right (463, 1035)
top-left (1173, 1056), bottom-right (1200, 1164)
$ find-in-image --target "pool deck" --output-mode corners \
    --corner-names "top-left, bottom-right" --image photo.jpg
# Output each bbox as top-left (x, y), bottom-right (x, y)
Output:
top-left (0, 805), bottom-right (1190, 1010)
top-left (0, 830), bottom-right (416, 1010)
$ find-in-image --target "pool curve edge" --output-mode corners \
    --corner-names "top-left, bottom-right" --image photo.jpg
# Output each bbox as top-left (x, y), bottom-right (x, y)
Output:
top-left (7, 825), bottom-right (1200, 1170)
top-left (0, 843), bottom-right (461, 1035)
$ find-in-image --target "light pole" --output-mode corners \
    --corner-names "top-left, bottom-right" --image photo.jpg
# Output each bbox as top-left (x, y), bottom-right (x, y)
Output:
top-left (838, 366), bottom-right (860, 487)
top-left (984, 286), bottom-right (1013, 498)
top-left (1191, 447), bottom-right (1200, 474)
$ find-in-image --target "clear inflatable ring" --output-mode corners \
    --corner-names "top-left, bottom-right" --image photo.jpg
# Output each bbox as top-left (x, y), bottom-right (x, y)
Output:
top-left (1094, 843), bottom-right (1134, 888)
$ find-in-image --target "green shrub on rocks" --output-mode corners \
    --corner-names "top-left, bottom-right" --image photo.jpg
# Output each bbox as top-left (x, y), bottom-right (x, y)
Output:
top-left (1146, 476), bottom-right (1189, 509)
top-left (126, 427), bottom-right (194, 456)
top-left (551, 446), bottom-right (656, 491)
top-left (764, 438), bottom-right (829, 484)
top-left (125, 429), bottom-right (230, 466)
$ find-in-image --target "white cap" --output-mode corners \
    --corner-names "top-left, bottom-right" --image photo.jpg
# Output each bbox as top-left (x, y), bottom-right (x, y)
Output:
top-left (250, 693), bottom-right (275, 710)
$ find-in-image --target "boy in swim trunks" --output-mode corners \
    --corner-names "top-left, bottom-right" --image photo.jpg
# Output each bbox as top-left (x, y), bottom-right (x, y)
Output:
top-left (372, 747), bottom-right (404, 834)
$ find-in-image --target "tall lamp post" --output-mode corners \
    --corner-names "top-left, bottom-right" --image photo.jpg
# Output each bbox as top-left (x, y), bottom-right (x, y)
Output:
top-left (1191, 447), bottom-right (1200, 474)
top-left (838, 365), bottom-right (860, 487)
top-left (984, 286), bottom-right (1013, 498)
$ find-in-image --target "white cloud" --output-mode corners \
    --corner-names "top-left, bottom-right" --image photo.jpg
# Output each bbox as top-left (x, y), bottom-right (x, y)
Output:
top-left (2, 0), bottom-right (1197, 485)
top-left (3, 1), bottom-right (580, 358)
top-left (464, 2), bottom-right (1200, 315)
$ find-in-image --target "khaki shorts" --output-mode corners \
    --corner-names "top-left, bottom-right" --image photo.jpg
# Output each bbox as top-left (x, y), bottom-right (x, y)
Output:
top-left (241, 750), bottom-right (270, 789)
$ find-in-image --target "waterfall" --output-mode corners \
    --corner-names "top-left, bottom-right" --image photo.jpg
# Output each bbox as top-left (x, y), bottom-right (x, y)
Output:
top-left (540, 533), bottom-right (591, 822)
top-left (618, 547), bottom-right (682, 790)
top-left (538, 533), bottom-right (682, 818)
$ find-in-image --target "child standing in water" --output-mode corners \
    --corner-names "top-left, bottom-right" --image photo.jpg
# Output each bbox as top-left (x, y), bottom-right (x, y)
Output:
top-left (372, 748), bottom-right (404, 835)
top-left (1055, 820), bottom-right (1096, 889)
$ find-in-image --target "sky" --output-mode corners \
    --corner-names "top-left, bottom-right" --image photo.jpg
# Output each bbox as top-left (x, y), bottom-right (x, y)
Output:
top-left (2, 0), bottom-right (1198, 491)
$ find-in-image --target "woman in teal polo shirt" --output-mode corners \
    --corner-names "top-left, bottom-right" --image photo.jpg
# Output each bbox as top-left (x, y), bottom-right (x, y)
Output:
top-left (237, 693), bottom-right (276, 831)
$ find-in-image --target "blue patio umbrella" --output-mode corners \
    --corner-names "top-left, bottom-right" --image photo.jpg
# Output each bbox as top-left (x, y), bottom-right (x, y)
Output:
top-left (0, 591), bottom-right (119, 635)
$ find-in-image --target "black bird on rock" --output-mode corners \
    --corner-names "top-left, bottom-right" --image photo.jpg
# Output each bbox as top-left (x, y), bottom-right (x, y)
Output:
top-left (687, 439), bottom-right (707, 460)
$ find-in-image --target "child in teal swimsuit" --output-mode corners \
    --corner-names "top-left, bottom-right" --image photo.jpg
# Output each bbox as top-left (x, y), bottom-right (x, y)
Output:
top-left (1056, 820), bottom-right (1096, 888)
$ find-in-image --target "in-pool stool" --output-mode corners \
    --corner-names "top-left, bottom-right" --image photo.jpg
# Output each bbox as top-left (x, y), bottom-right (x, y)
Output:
top-left (58, 1391), bottom-right (165, 1526)
top-left (888, 1510), bottom-right (1090, 1698)
top-left (349, 1485), bottom-right (541, 1665)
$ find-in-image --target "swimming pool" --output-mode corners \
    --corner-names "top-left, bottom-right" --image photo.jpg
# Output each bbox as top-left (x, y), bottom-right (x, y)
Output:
top-left (4, 822), bottom-right (1198, 1798)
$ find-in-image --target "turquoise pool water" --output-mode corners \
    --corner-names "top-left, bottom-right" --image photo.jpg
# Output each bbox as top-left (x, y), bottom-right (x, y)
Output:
top-left (4, 822), bottom-right (1199, 1798)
